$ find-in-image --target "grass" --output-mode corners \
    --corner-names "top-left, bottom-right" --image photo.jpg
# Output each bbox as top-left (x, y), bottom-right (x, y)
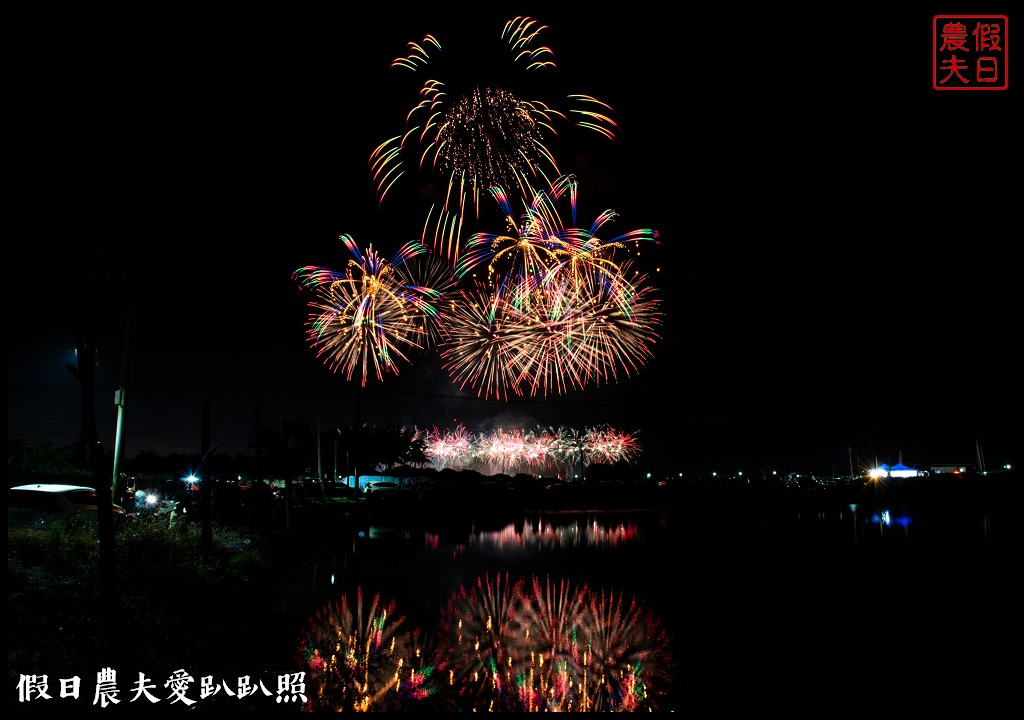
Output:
top-left (7, 513), bottom-right (291, 712)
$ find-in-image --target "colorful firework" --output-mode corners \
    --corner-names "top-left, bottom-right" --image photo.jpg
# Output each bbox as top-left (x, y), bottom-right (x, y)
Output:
top-left (419, 204), bottom-right (468, 273)
top-left (474, 428), bottom-right (552, 473)
top-left (584, 425), bottom-right (641, 465)
top-left (293, 235), bottom-right (444, 386)
top-left (391, 250), bottom-right (458, 351)
top-left (295, 586), bottom-right (435, 712)
top-left (435, 85), bottom-right (547, 202)
top-left (437, 272), bottom-right (661, 399)
top-left (368, 16), bottom-right (620, 247)
top-left (510, 267), bottom-right (663, 395)
top-left (421, 423), bottom-right (477, 469)
top-left (545, 425), bottom-right (587, 473)
top-left (435, 278), bottom-right (531, 402)
top-left (299, 21), bottom-right (664, 414)
top-left (419, 424), bottom-right (641, 475)
top-left (436, 175), bottom-right (661, 399)
top-left (457, 174), bottom-right (655, 312)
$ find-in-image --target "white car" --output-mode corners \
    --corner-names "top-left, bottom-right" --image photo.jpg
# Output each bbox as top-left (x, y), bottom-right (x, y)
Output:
top-left (362, 480), bottom-right (403, 499)
top-left (7, 483), bottom-right (125, 527)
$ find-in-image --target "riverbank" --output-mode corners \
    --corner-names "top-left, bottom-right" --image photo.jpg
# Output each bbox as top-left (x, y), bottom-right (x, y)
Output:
top-left (8, 470), bottom-right (1020, 713)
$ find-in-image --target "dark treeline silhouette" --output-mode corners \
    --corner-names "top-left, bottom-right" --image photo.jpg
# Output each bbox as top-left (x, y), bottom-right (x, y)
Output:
top-left (7, 420), bottom-right (429, 487)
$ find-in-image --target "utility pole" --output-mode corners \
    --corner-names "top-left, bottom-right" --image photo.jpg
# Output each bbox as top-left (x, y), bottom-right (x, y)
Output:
top-left (254, 405), bottom-right (262, 534)
top-left (110, 250), bottom-right (137, 509)
top-left (69, 323), bottom-right (117, 607)
top-left (352, 383), bottom-right (361, 490)
top-left (200, 400), bottom-right (213, 551)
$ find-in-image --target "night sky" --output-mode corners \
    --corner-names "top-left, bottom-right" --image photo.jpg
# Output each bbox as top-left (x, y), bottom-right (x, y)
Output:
top-left (9, 5), bottom-right (1017, 475)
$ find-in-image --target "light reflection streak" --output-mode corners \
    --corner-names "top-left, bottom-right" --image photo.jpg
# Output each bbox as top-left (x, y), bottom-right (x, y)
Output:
top-left (466, 516), bottom-right (640, 550)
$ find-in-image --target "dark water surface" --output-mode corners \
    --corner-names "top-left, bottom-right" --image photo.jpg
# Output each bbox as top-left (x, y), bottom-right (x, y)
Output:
top-left (269, 508), bottom-right (681, 710)
top-left (265, 477), bottom-right (1020, 713)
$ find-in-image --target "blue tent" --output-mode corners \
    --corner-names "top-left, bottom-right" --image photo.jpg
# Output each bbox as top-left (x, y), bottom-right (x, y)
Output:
top-left (889, 451), bottom-right (917, 478)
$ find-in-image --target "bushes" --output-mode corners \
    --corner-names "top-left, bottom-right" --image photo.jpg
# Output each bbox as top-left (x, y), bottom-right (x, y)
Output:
top-left (8, 514), bottom-right (275, 683)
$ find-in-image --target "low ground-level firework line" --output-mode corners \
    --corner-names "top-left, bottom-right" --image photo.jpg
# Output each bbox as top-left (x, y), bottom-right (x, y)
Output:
top-left (296, 575), bottom-right (675, 712)
top-left (418, 423), bottom-right (640, 476)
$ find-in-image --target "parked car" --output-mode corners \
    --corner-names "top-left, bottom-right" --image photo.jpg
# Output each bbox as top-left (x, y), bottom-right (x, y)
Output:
top-left (7, 483), bottom-right (126, 527)
top-left (362, 480), bottom-right (403, 500)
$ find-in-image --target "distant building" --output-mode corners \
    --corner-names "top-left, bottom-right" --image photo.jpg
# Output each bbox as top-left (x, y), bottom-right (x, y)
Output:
top-left (930, 464), bottom-right (972, 475)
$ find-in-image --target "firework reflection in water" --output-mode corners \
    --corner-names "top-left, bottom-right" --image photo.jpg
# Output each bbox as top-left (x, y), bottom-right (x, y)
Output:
top-left (434, 571), bottom-right (525, 711)
top-left (295, 586), bottom-right (435, 712)
top-left (435, 573), bottom-right (675, 712)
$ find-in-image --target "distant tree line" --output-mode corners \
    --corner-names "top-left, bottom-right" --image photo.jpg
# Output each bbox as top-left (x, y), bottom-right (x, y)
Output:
top-left (6, 419), bottom-right (428, 487)
top-left (7, 419), bottom-right (639, 489)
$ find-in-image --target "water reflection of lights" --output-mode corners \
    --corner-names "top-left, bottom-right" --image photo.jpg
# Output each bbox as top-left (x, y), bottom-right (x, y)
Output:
top-left (296, 587), bottom-right (434, 712)
top-left (467, 517), bottom-right (640, 550)
top-left (434, 573), bottom-right (674, 712)
top-left (870, 509), bottom-right (912, 527)
top-left (869, 508), bottom-right (913, 537)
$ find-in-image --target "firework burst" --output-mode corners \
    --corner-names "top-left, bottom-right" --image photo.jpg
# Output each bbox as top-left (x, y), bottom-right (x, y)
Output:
top-left (391, 250), bottom-right (458, 351)
top-left (419, 424), bottom-right (641, 475)
top-left (458, 174), bottom-right (658, 309)
top-left (436, 278), bottom-right (533, 402)
top-left (436, 175), bottom-right (661, 399)
top-left (584, 425), bottom-right (642, 465)
top-left (422, 423), bottom-right (477, 469)
top-left (369, 16), bottom-right (620, 247)
top-left (293, 235), bottom-right (443, 386)
top-left (473, 427), bottom-right (554, 474)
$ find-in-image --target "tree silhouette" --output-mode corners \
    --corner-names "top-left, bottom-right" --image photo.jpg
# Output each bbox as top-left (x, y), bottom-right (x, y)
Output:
top-left (332, 424), bottom-right (426, 478)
